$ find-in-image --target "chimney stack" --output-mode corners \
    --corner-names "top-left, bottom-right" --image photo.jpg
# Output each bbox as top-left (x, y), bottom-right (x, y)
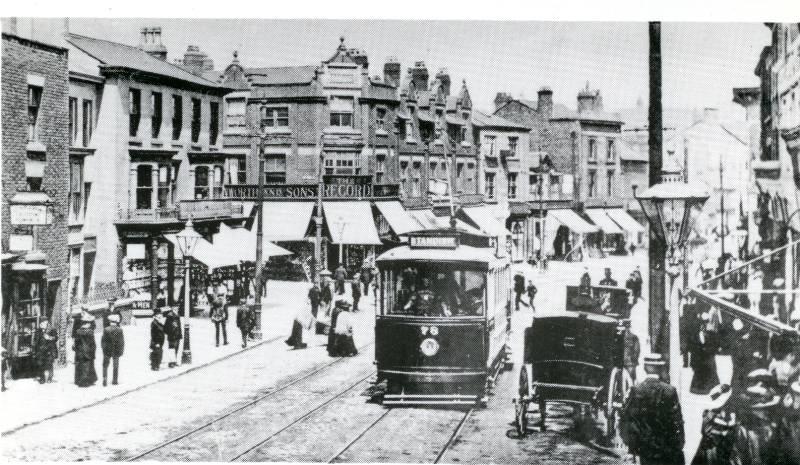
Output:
top-left (411, 61), bottom-right (429, 91)
top-left (537, 87), bottom-right (553, 118)
top-left (383, 57), bottom-right (401, 87)
top-left (435, 68), bottom-right (451, 96)
top-left (139, 27), bottom-right (167, 61)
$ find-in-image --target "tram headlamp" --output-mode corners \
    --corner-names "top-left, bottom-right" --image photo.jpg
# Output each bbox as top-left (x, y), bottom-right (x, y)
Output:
top-left (429, 326), bottom-right (439, 336)
top-left (420, 338), bottom-right (440, 357)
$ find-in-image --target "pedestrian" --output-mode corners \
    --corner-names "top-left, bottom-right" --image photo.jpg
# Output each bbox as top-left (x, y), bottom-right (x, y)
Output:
top-left (328, 297), bottom-right (349, 357)
top-left (101, 314), bottom-right (124, 386)
top-left (731, 370), bottom-right (782, 465)
top-left (624, 323), bottom-right (641, 383)
top-left (236, 300), bottom-right (255, 348)
top-left (333, 303), bottom-right (357, 357)
top-left (599, 267), bottom-right (618, 286)
top-left (514, 273), bottom-right (526, 311)
top-left (334, 264), bottom-right (347, 295)
top-left (526, 280), bottom-right (537, 313)
top-left (690, 312), bottom-right (720, 395)
top-left (285, 299), bottom-right (312, 350)
top-left (33, 320), bottom-right (57, 384)
top-left (691, 384), bottom-right (737, 465)
top-left (308, 281), bottom-right (321, 319)
top-left (73, 314), bottom-right (98, 388)
top-left (620, 353), bottom-right (685, 465)
top-left (210, 291), bottom-right (229, 347)
top-left (150, 311), bottom-right (166, 371)
top-left (351, 275), bottom-right (362, 312)
top-left (163, 307), bottom-right (182, 367)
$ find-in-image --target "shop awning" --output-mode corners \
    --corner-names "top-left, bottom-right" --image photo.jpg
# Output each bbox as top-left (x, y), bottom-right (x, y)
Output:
top-left (375, 201), bottom-right (420, 235)
top-left (323, 201), bottom-right (383, 245)
top-left (606, 209), bottom-right (646, 234)
top-left (462, 206), bottom-right (512, 237)
top-left (585, 209), bottom-right (624, 235)
top-left (548, 209), bottom-right (599, 234)
top-left (261, 201), bottom-right (314, 242)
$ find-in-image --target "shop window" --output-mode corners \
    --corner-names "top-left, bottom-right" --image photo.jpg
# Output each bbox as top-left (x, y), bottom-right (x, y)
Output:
top-left (82, 100), bottom-right (93, 147)
top-left (507, 173), bottom-right (517, 199)
top-left (28, 85), bottom-right (42, 141)
top-left (172, 95), bottom-right (183, 140)
top-left (226, 97), bottom-right (246, 129)
top-left (151, 92), bottom-right (162, 139)
top-left (69, 97), bottom-right (78, 145)
top-left (136, 164), bottom-right (153, 209)
top-left (209, 101), bottom-right (219, 145)
top-left (264, 155), bottom-right (287, 183)
top-left (194, 166), bottom-right (210, 199)
top-left (485, 172), bottom-right (496, 199)
top-left (191, 98), bottom-right (202, 143)
top-left (329, 96), bottom-right (354, 127)
top-left (129, 88), bottom-right (141, 137)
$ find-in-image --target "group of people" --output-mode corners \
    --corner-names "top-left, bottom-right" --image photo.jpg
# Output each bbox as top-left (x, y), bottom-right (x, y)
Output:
top-left (72, 306), bottom-right (125, 388)
top-left (285, 263), bottom-right (365, 357)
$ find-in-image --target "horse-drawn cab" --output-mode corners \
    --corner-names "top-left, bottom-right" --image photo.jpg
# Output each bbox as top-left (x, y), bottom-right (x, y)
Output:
top-left (514, 285), bottom-right (634, 446)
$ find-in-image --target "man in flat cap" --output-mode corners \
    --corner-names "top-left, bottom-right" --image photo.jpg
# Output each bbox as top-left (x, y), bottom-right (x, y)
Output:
top-left (101, 313), bottom-right (124, 386)
top-left (621, 353), bottom-right (685, 465)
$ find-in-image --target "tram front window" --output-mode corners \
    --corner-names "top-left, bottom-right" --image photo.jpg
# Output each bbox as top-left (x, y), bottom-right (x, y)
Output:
top-left (390, 266), bottom-right (485, 317)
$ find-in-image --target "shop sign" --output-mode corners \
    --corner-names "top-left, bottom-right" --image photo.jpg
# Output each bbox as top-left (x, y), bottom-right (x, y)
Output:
top-left (409, 235), bottom-right (458, 249)
top-left (10, 204), bottom-right (49, 225)
top-left (9, 234), bottom-right (34, 252)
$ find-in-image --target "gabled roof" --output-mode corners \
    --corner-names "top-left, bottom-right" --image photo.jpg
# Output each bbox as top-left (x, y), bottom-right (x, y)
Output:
top-left (472, 110), bottom-right (530, 131)
top-left (65, 33), bottom-right (223, 89)
top-left (246, 65), bottom-right (318, 86)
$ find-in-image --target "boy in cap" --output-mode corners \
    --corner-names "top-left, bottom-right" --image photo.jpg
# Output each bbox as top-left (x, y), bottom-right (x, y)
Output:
top-left (621, 353), bottom-right (685, 465)
top-left (101, 313), bottom-right (124, 386)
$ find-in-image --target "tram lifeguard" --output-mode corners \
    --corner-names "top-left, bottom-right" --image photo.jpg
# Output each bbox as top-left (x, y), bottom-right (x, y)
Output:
top-left (374, 227), bottom-right (513, 407)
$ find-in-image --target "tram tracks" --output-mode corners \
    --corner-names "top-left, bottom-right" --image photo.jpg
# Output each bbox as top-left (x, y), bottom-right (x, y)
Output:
top-left (126, 342), bottom-right (375, 462)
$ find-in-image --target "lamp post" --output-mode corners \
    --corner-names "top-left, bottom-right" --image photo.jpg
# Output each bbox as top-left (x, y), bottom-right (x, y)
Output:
top-left (176, 218), bottom-right (202, 364)
top-left (636, 169), bottom-right (709, 386)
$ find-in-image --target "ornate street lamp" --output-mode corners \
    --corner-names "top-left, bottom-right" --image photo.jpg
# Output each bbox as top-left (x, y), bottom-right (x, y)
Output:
top-left (636, 169), bottom-right (709, 387)
top-left (175, 218), bottom-right (202, 364)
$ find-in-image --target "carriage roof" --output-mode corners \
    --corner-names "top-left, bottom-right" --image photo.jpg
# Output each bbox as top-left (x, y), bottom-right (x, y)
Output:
top-left (376, 244), bottom-right (502, 267)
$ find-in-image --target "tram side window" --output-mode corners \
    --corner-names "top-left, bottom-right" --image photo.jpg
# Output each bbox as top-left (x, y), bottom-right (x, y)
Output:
top-left (389, 266), bottom-right (485, 317)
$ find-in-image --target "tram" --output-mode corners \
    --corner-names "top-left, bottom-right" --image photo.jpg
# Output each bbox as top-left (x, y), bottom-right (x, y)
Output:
top-left (374, 227), bottom-right (513, 407)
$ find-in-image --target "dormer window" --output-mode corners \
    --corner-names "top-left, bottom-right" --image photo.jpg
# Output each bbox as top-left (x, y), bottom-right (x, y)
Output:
top-left (330, 96), bottom-right (354, 127)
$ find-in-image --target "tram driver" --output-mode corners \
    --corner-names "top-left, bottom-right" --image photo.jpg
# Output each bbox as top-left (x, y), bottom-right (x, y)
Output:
top-left (403, 278), bottom-right (451, 317)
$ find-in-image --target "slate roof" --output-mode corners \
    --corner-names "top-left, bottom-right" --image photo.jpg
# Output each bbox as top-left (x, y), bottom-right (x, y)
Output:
top-left (472, 110), bottom-right (531, 130)
top-left (65, 33), bottom-right (223, 89)
top-left (245, 65), bottom-right (318, 86)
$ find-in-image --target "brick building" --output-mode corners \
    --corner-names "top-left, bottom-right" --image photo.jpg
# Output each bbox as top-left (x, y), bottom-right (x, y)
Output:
top-left (2, 33), bottom-right (71, 372)
top-left (494, 84), bottom-right (641, 260)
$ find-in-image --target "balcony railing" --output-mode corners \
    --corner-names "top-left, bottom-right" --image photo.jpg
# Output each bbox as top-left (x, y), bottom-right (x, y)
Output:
top-left (178, 200), bottom-right (245, 220)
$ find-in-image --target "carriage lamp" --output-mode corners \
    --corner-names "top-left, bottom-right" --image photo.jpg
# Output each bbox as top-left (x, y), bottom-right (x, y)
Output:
top-left (176, 219), bottom-right (202, 365)
top-left (636, 169), bottom-right (709, 388)
top-left (420, 338), bottom-right (440, 357)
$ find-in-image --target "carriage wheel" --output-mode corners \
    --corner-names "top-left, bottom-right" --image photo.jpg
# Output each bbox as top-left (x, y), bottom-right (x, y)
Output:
top-left (604, 368), bottom-right (632, 448)
top-left (516, 368), bottom-right (530, 437)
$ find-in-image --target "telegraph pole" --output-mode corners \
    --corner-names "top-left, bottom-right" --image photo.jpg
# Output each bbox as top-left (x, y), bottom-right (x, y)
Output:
top-left (648, 21), bottom-right (667, 356)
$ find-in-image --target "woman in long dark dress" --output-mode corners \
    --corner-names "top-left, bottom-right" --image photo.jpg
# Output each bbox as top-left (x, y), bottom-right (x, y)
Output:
top-left (73, 316), bottom-right (98, 387)
top-left (690, 314), bottom-right (719, 394)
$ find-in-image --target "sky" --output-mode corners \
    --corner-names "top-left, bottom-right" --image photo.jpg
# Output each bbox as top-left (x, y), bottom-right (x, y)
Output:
top-left (23, 19), bottom-right (771, 119)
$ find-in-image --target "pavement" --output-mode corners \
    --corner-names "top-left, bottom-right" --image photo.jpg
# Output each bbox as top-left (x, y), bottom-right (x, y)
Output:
top-left (0, 280), bottom-right (320, 433)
